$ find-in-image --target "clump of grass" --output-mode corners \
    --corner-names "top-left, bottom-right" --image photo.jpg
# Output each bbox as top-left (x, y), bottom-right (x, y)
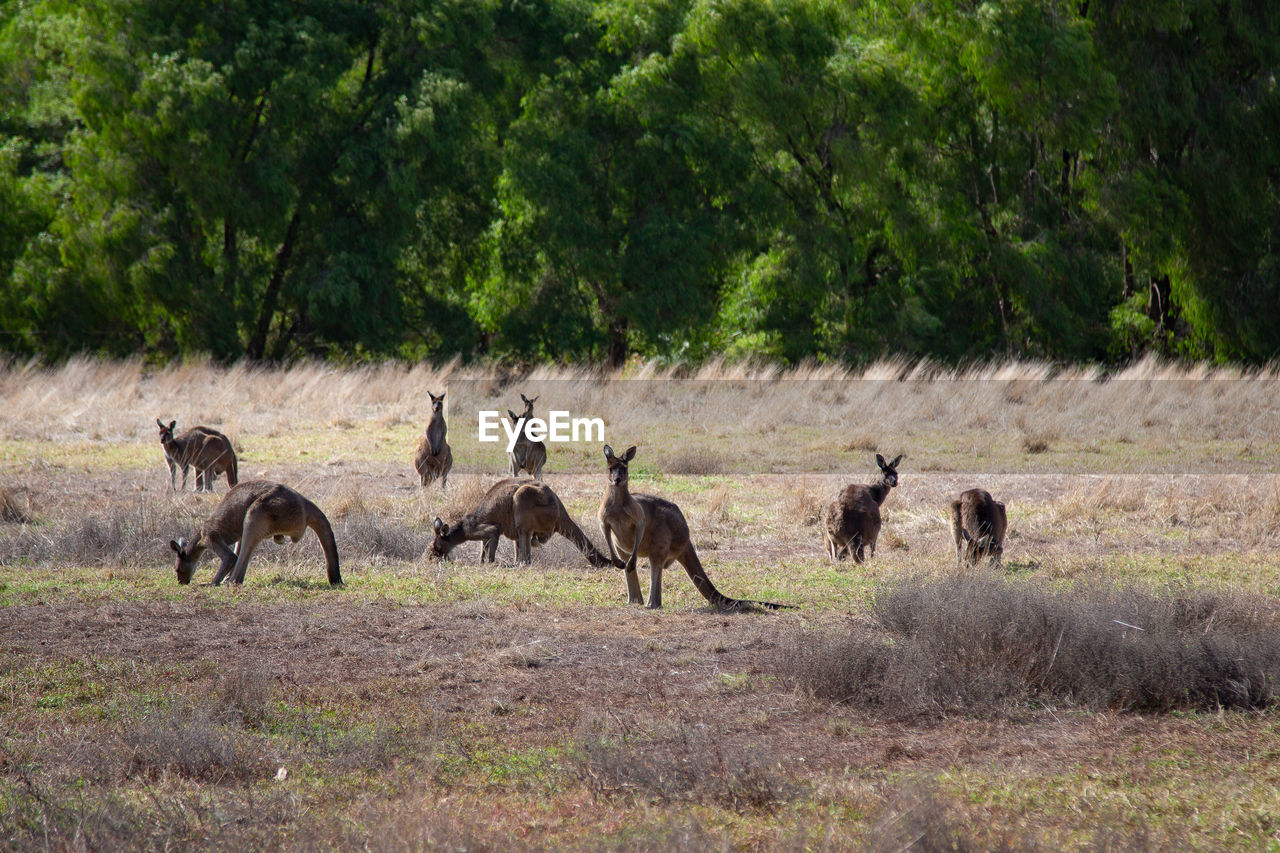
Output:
top-left (118, 700), bottom-right (274, 783)
top-left (777, 576), bottom-right (1280, 717)
top-left (339, 512), bottom-right (428, 562)
top-left (664, 450), bottom-right (725, 476)
top-left (436, 474), bottom-right (492, 525)
top-left (844, 433), bottom-right (879, 453)
top-left (0, 487), bottom-right (31, 523)
top-left (779, 478), bottom-right (825, 527)
top-left (570, 715), bottom-right (798, 813)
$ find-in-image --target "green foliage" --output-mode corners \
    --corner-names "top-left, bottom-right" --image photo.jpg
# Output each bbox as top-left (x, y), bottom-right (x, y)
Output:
top-left (0, 0), bottom-right (1275, 364)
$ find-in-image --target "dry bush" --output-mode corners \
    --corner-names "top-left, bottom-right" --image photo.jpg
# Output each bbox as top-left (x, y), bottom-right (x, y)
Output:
top-left (0, 486), bottom-right (31, 523)
top-left (2, 781), bottom-right (309, 852)
top-left (215, 669), bottom-right (276, 730)
top-left (570, 715), bottom-right (798, 813)
top-left (436, 473), bottom-right (493, 524)
top-left (705, 482), bottom-right (732, 522)
top-left (779, 478), bottom-right (825, 527)
top-left (664, 449), bottom-right (725, 476)
top-left (777, 577), bottom-right (1280, 716)
top-left (0, 497), bottom-right (198, 568)
top-left (865, 784), bottom-right (1020, 853)
top-left (338, 512), bottom-right (428, 562)
top-left (117, 700), bottom-right (274, 783)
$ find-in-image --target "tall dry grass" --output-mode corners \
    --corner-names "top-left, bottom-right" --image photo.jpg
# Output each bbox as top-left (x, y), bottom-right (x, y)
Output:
top-left (2, 355), bottom-right (1277, 453)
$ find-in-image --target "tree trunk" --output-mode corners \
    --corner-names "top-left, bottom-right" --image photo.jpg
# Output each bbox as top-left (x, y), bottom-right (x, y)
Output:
top-left (606, 317), bottom-right (628, 368)
top-left (247, 210), bottom-right (301, 360)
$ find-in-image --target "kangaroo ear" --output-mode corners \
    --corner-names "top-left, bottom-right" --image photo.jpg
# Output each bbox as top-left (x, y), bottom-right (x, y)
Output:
top-left (622, 446), bottom-right (636, 462)
top-left (876, 453), bottom-right (887, 469)
top-left (156, 418), bottom-right (165, 429)
top-left (169, 539), bottom-right (181, 553)
top-left (508, 409), bottom-right (518, 420)
top-left (438, 392), bottom-right (444, 400)
top-left (603, 444), bottom-right (615, 460)
top-left (889, 454), bottom-right (904, 468)
top-left (432, 517), bottom-right (444, 533)
top-left (169, 421), bottom-right (177, 431)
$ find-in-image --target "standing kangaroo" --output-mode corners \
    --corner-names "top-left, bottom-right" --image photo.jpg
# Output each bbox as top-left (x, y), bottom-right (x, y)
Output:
top-left (598, 445), bottom-right (789, 611)
top-left (824, 453), bottom-right (903, 563)
top-left (507, 393), bottom-right (547, 480)
top-left (429, 478), bottom-right (617, 567)
top-left (168, 480), bottom-right (341, 586)
top-left (951, 488), bottom-right (1007, 567)
top-left (414, 390), bottom-right (453, 490)
top-left (156, 419), bottom-right (238, 492)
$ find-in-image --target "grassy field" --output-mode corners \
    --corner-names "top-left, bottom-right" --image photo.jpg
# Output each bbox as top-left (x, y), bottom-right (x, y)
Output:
top-left (2, 357), bottom-right (1280, 850)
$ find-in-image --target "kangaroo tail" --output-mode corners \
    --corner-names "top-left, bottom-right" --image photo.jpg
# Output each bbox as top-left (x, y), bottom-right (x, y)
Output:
top-left (556, 512), bottom-right (617, 569)
top-left (679, 547), bottom-right (792, 612)
top-left (305, 501), bottom-right (343, 585)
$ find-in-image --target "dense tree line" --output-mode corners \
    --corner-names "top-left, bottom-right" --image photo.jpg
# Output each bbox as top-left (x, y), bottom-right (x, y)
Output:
top-left (1, 0), bottom-right (1276, 366)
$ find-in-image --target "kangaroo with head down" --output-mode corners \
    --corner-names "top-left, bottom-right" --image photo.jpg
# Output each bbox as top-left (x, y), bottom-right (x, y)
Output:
top-left (168, 480), bottom-right (341, 586)
top-left (414, 390), bottom-right (453, 490)
top-left (598, 445), bottom-right (789, 611)
top-left (824, 453), bottom-right (903, 563)
top-left (156, 419), bottom-right (238, 491)
top-left (507, 393), bottom-right (547, 480)
top-left (429, 478), bottom-right (618, 567)
top-left (951, 488), bottom-right (1007, 567)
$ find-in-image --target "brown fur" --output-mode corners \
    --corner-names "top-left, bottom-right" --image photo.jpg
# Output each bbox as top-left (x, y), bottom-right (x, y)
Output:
top-left (429, 478), bottom-right (616, 567)
top-left (824, 453), bottom-right (903, 563)
top-left (414, 391), bottom-right (452, 490)
top-left (507, 393), bottom-right (547, 480)
top-left (951, 488), bottom-right (1007, 567)
top-left (168, 480), bottom-right (340, 586)
top-left (598, 445), bottom-right (789, 611)
top-left (156, 419), bottom-right (236, 491)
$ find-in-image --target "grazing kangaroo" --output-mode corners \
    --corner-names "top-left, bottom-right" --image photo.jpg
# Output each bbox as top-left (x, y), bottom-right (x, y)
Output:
top-left (824, 453), bottom-right (903, 563)
top-left (168, 480), bottom-right (341, 586)
top-left (429, 478), bottom-right (617, 567)
top-left (951, 488), bottom-right (1007, 567)
top-left (156, 419), bottom-right (238, 491)
top-left (598, 445), bottom-right (789, 611)
top-left (414, 390), bottom-right (453, 490)
top-left (507, 393), bottom-right (547, 480)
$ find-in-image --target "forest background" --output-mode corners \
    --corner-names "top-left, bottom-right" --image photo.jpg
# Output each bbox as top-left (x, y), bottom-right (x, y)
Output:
top-left (1, 0), bottom-right (1277, 368)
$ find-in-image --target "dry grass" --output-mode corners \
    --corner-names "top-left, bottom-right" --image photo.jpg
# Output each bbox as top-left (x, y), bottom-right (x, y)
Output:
top-left (4, 356), bottom-right (1280, 850)
top-left (777, 576), bottom-right (1280, 717)
top-left (0, 486), bottom-right (31, 523)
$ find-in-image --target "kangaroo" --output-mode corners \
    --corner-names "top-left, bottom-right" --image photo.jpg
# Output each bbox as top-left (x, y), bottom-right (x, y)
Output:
top-left (414, 390), bottom-right (453, 490)
top-left (157, 419), bottom-right (236, 491)
top-left (429, 478), bottom-right (617, 567)
top-left (951, 488), bottom-right (1007, 567)
top-left (507, 393), bottom-right (547, 480)
top-left (168, 480), bottom-right (341, 586)
top-left (824, 453), bottom-right (903, 563)
top-left (598, 445), bottom-right (789, 611)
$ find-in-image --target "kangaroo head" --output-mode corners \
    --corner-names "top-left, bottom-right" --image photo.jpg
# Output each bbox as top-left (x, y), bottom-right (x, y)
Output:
top-left (428, 391), bottom-right (445, 414)
top-left (157, 419), bottom-right (177, 443)
top-left (603, 444), bottom-right (637, 486)
top-left (875, 453), bottom-right (904, 488)
top-left (519, 393), bottom-right (537, 417)
top-left (508, 408), bottom-right (526, 430)
top-left (169, 537), bottom-right (199, 584)
top-left (429, 517), bottom-right (453, 560)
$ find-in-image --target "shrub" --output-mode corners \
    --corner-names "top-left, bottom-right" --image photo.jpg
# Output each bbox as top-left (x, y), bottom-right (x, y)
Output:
top-left (777, 576), bottom-right (1280, 717)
